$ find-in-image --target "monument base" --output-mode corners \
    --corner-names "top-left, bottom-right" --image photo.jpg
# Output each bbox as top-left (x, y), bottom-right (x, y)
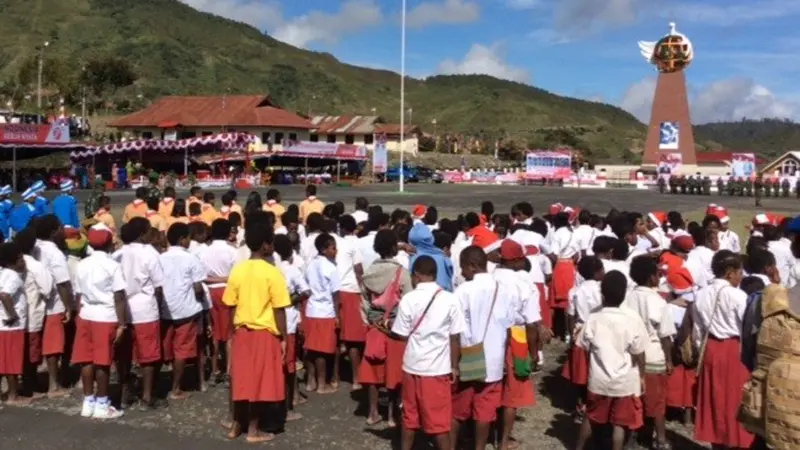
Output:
top-left (642, 70), bottom-right (697, 166)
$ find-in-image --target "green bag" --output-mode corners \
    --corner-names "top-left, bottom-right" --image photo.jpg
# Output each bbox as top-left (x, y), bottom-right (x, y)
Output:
top-left (459, 283), bottom-right (499, 382)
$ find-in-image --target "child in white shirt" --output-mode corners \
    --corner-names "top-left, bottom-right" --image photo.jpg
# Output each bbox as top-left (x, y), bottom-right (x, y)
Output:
top-left (0, 242), bottom-right (29, 405)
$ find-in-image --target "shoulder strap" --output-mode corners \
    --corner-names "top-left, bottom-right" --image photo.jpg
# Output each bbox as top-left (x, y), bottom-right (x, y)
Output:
top-left (479, 282), bottom-right (500, 343)
top-left (697, 284), bottom-right (726, 373)
top-left (409, 289), bottom-right (442, 335)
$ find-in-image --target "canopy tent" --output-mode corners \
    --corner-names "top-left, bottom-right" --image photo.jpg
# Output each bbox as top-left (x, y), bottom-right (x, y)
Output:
top-left (69, 132), bottom-right (257, 159)
top-left (195, 142), bottom-right (368, 165)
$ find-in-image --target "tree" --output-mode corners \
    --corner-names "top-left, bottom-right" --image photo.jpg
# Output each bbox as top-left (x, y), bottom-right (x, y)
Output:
top-left (81, 56), bottom-right (137, 99)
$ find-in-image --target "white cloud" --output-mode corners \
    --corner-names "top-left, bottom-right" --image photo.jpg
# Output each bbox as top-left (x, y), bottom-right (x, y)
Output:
top-left (554, 0), bottom-right (644, 35)
top-left (406, 0), bottom-right (480, 28)
top-left (505, 0), bottom-right (542, 10)
top-left (619, 76), bottom-right (798, 124)
top-left (437, 43), bottom-right (530, 83)
top-left (663, 0), bottom-right (800, 26)
top-left (180, 0), bottom-right (382, 49)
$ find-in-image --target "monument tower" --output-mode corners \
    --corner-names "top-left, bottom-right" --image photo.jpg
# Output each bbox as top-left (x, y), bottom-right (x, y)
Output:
top-left (638, 22), bottom-right (697, 167)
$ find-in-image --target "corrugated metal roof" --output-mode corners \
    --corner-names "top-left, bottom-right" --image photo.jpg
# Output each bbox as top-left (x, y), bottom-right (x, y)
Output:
top-left (374, 123), bottom-right (420, 135)
top-left (311, 115), bottom-right (380, 134)
top-left (112, 95), bottom-right (313, 129)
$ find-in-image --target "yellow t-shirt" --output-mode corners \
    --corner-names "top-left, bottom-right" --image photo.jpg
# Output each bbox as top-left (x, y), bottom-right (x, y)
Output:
top-left (299, 198), bottom-right (324, 224)
top-left (263, 201), bottom-right (286, 229)
top-left (222, 259), bottom-right (291, 334)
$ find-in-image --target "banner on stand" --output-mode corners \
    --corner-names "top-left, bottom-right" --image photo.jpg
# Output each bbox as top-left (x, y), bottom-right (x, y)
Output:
top-left (372, 135), bottom-right (388, 173)
top-left (731, 153), bottom-right (756, 178)
top-left (0, 123), bottom-right (70, 145)
top-left (657, 152), bottom-right (682, 180)
top-left (525, 151), bottom-right (572, 179)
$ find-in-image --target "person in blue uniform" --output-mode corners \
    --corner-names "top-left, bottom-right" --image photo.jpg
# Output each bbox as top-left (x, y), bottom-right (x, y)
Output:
top-left (0, 185), bottom-right (12, 240)
top-left (52, 179), bottom-right (79, 229)
top-left (9, 187), bottom-right (39, 234)
top-left (29, 180), bottom-right (49, 218)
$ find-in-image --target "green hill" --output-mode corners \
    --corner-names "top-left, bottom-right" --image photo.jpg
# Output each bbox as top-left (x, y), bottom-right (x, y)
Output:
top-left (695, 119), bottom-right (800, 160)
top-left (0, 0), bottom-right (796, 164)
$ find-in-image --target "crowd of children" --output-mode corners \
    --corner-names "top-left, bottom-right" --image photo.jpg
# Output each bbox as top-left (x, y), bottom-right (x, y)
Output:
top-left (0, 183), bottom-right (796, 449)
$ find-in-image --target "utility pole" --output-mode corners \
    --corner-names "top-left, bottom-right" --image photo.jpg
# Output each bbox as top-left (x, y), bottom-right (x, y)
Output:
top-left (81, 65), bottom-right (86, 134)
top-left (36, 41), bottom-right (50, 123)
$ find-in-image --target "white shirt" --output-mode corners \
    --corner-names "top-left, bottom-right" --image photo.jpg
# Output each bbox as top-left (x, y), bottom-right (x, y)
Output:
top-left (0, 268), bottom-right (27, 331)
top-left (687, 246), bottom-right (715, 285)
top-left (199, 240), bottom-right (238, 288)
top-left (351, 210), bottom-right (369, 225)
top-left (626, 244), bottom-right (647, 264)
top-left (602, 259), bottom-right (634, 290)
top-left (300, 231), bottom-right (321, 265)
top-left (455, 273), bottom-right (516, 383)
top-left (493, 267), bottom-right (542, 325)
top-left (622, 286), bottom-right (677, 367)
top-left (277, 259), bottom-right (309, 335)
top-left (75, 251), bottom-right (127, 323)
top-left (34, 239), bottom-right (71, 315)
top-left (718, 229), bottom-right (741, 253)
top-left (395, 250), bottom-right (410, 270)
top-left (450, 235), bottom-right (474, 288)
top-left (336, 235), bottom-right (363, 293)
top-left (305, 256), bottom-right (340, 319)
top-left (159, 247), bottom-right (205, 320)
top-left (275, 224), bottom-right (307, 241)
top-left (392, 281), bottom-right (466, 377)
top-left (114, 243), bottom-right (166, 324)
top-left (692, 278), bottom-right (747, 345)
top-left (768, 240), bottom-right (795, 287)
top-left (22, 254), bottom-right (53, 332)
top-left (578, 307), bottom-right (648, 397)
top-left (357, 231), bottom-right (379, 271)
top-left (573, 224), bottom-right (596, 255)
top-left (568, 279), bottom-right (602, 323)
top-left (550, 227), bottom-right (579, 259)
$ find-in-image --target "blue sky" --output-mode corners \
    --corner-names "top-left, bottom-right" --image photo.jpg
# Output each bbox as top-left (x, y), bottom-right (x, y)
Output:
top-left (181, 0), bottom-right (800, 124)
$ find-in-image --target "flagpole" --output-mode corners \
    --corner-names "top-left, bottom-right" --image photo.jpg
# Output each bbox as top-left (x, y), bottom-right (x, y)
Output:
top-left (399, 0), bottom-right (406, 193)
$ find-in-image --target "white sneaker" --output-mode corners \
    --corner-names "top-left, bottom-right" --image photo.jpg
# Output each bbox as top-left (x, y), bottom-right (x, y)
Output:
top-left (93, 402), bottom-right (124, 420)
top-left (81, 399), bottom-right (96, 418)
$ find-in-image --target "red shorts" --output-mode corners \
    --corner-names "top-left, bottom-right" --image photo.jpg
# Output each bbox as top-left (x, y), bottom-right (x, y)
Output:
top-left (550, 260), bottom-right (576, 309)
top-left (0, 330), bottom-right (25, 375)
top-left (643, 373), bottom-right (668, 418)
top-left (71, 318), bottom-right (117, 366)
top-left (42, 313), bottom-right (65, 356)
top-left (339, 291), bottom-right (367, 343)
top-left (358, 352), bottom-right (386, 385)
top-left (209, 287), bottom-right (232, 342)
top-left (230, 328), bottom-right (285, 402)
top-left (666, 364), bottom-right (696, 408)
top-left (26, 331), bottom-right (43, 365)
top-left (452, 381), bottom-right (502, 423)
top-left (586, 392), bottom-right (643, 430)
top-left (285, 334), bottom-right (297, 374)
top-left (161, 316), bottom-right (199, 362)
top-left (536, 283), bottom-right (551, 329)
top-left (303, 317), bottom-right (337, 354)
top-left (560, 343), bottom-right (589, 386)
top-left (402, 373), bottom-right (452, 434)
top-left (385, 337), bottom-right (406, 390)
top-left (502, 346), bottom-right (536, 408)
top-left (131, 321), bottom-right (161, 364)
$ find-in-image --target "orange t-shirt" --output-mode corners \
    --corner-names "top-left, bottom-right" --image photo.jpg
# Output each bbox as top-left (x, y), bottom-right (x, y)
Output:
top-left (94, 209), bottom-right (117, 234)
top-left (263, 201), bottom-right (286, 228)
top-left (122, 199), bottom-right (147, 223)
top-left (200, 203), bottom-right (221, 225)
top-left (299, 197), bottom-right (324, 224)
top-left (146, 210), bottom-right (168, 232)
top-left (167, 216), bottom-right (190, 227)
top-left (186, 196), bottom-right (202, 215)
top-left (158, 197), bottom-right (175, 219)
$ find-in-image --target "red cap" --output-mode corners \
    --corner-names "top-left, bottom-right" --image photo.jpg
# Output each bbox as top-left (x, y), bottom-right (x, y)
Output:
top-left (671, 235), bottom-right (695, 253)
top-left (667, 267), bottom-right (694, 294)
top-left (753, 213), bottom-right (771, 226)
top-left (548, 203), bottom-right (564, 215)
top-left (705, 203), bottom-right (718, 216)
top-left (472, 231), bottom-right (499, 250)
top-left (648, 211), bottom-right (666, 227)
top-left (500, 239), bottom-right (525, 261)
top-left (412, 205), bottom-right (426, 217)
top-left (87, 228), bottom-right (113, 249)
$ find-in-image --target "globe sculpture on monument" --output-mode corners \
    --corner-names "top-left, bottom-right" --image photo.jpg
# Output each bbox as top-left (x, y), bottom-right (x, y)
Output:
top-left (638, 22), bottom-right (697, 170)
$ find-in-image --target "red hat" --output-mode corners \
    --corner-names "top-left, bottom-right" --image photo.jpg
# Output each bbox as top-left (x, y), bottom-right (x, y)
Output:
top-left (648, 211), bottom-right (666, 227)
top-left (666, 267), bottom-right (694, 294)
top-left (767, 213), bottom-right (785, 226)
top-left (412, 205), bottom-right (426, 218)
top-left (548, 203), bottom-right (564, 215)
top-left (753, 213), bottom-right (771, 226)
top-left (712, 206), bottom-right (729, 223)
top-left (566, 206), bottom-right (579, 223)
top-left (671, 235), bottom-right (695, 253)
top-left (500, 239), bottom-right (525, 261)
top-left (705, 203), bottom-right (718, 216)
top-left (472, 230), bottom-right (499, 250)
top-left (86, 228), bottom-right (113, 249)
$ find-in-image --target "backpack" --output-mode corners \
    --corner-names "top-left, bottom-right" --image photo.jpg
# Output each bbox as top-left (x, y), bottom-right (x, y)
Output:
top-left (741, 289), bottom-right (764, 372)
top-left (372, 267), bottom-right (403, 310)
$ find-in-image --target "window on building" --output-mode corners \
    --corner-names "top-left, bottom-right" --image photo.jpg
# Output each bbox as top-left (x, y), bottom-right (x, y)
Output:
top-left (179, 131), bottom-right (196, 139)
top-left (782, 159), bottom-right (798, 175)
top-left (202, 131), bottom-right (213, 137)
top-left (261, 132), bottom-right (271, 143)
top-left (275, 132), bottom-right (284, 144)
top-left (310, 133), bottom-right (319, 142)
top-left (141, 131), bottom-right (153, 139)
top-left (345, 134), bottom-right (355, 144)
top-left (289, 132), bottom-right (297, 141)
top-left (364, 134), bottom-right (374, 145)
top-left (327, 134), bottom-right (337, 143)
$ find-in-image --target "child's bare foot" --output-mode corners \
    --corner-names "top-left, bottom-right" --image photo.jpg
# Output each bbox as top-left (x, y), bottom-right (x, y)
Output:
top-left (304, 381), bottom-right (317, 392)
top-left (316, 384), bottom-right (337, 395)
top-left (387, 419), bottom-right (397, 428)
top-left (286, 411), bottom-right (303, 422)
top-left (226, 422), bottom-right (242, 440)
top-left (293, 394), bottom-right (308, 406)
top-left (31, 392), bottom-right (47, 400)
top-left (366, 414), bottom-right (382, 426)
top-left (351, 383), bottom-right (363, 391)
top-left (220, 418), bottom-right (234, 429)
top-left (5, 397), bottom-right (33, 406)
top-left (245, 432), bottom-right (275, 443)
top-left (46, 388), bottom-right (69, 399)
top-left (168, 391), bottom-right (189, 400)
top-left (330, 380), bottom-right (340, 390)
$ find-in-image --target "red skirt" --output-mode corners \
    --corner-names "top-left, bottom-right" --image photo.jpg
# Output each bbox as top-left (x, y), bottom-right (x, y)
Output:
top-left (303, 317), bottom-right (337, 354)
top-left (550, 260), bottom-right (575, 309)
top-left (536, 283), bottom-right (552, 329)
top-left (42, 313), bottom-right (65, 356)
top-left (339, 291), bottom-right (367, 343)
top-left (693, 337), bottom-right (754, 448)
top-left (0, 330), bottom-right (25, 375)
top-left (230, 328), bottom-right (285, 402)
top-left (285, 334), bottom-right (297, 375)
top-left (386, 337), bottom-right (406, 390)
top-left (502, 345), bottom-right (536, 408)
top-left (643, 373), bottom-right (667, 418)
top-left (209, 287), bottom-right (232, 343)
top-left (358, 348), bottom-right (386, 385)
top-left (666, 364), bottom-right (696, 408)
top-left (586, 392), bottom-right (643, 430)
top-left (26, 331), bottom-right (43, 365)
top-left (560, 343), bottom-right (589, 386)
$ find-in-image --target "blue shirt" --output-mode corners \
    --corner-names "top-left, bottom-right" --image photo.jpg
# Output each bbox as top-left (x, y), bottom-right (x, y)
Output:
top-left (408, 223), bottom-right (454, 292)
top-left (52, 194), bottom-right (79, 228)
top-left (9, 203), bottom-right (36, 233)
top-left (33, 196), bottom-right (50, 218)
top-left (0, 199), bottom-right (12, 240)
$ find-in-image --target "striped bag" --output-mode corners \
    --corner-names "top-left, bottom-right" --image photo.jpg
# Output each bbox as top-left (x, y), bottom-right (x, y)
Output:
top-left (459, 283), bottom-right (499, 382)
top-left (510, 326), bottom-right (532, 378)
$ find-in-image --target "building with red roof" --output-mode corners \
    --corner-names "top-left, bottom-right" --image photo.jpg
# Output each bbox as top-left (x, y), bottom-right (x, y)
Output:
top-left (309, 115), bottom-right (421, 154)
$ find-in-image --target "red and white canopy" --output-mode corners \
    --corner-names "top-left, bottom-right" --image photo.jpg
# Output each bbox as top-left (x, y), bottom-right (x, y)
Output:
top-left (199, 141), bottom-right (368, 164)
top-left (69, 132), bottom-right (257, 159)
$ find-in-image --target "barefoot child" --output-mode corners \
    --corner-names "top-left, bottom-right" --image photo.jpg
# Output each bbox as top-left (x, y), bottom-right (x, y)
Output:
top-left (574, 271), bottom-right (648, 450)
top-left (72, 228), bottom-right (128, 419)
top-left (336, 215), bottom-right (365, 391)
top-left (391, 255), bottom-right (466, 450)
top-left (223, 225), bottom-right (291, 443)
top-left (159, 223), bottom-right (206, 400)
top-left (0, 242), bottom-right (30, 405)
top-left (304, 233), bottom-right (341, 394)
